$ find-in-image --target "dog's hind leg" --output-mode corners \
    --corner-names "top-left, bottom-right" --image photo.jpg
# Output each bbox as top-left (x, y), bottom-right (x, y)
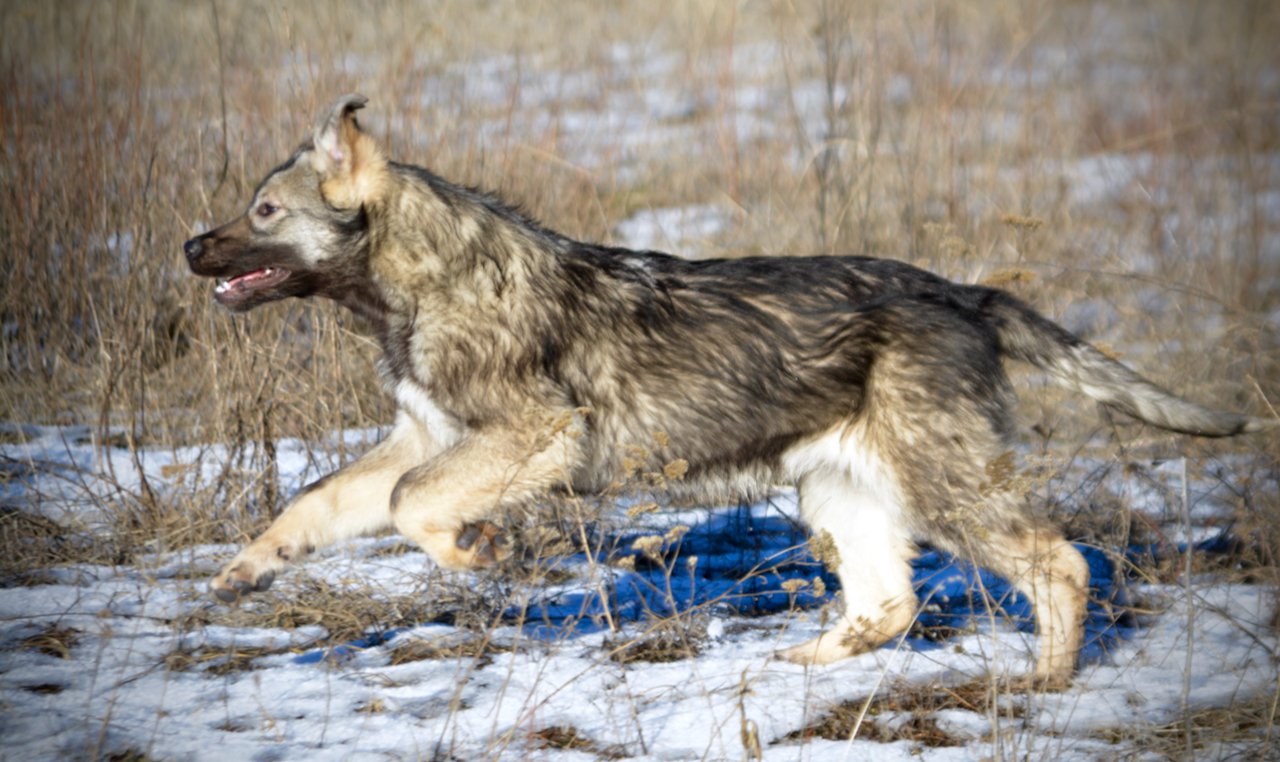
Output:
top-left (888, 421), bottom-right (1089, 685)
top-left (894, 411), bottom-right (1089, 683)
top-left (778, 467), bottom-right (918, 665)
top-left (898, 427), bottom-right (1090, 685)
top-left (955, 519), bottom-right (1089, 686)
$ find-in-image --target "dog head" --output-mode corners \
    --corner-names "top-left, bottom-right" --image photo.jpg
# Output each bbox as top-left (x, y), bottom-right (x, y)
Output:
top-left (183, 94), bottom-right (387, 312)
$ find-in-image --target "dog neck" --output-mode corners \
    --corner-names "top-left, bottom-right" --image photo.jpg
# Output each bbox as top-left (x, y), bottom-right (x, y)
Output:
top-left (365, 166), bottom-right (567, 317)
top-left (335, 279), bottom-right (391, 333)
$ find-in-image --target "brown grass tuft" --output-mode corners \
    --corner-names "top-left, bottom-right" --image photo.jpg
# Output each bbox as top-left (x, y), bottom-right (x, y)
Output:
top-left (16, 624), bottom-right (81, 659)
top-left (605, 617), bottom-right (706, 664)
top-left (783, 679), bottom-right (1029, 748)
top-left (530, 725), bottom-right (629, 759)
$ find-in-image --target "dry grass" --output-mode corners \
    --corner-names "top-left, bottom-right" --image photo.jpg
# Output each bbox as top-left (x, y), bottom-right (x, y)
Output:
top-left (529, 725), bottom-right (629, 759)
top-left (16, 623), bottom-right (82, 659)
top-left (605, 616), bottom-right (708, 664)
top-left (781, 678), bottom-right (1040, 749)
top-left (2, 0), bottom-right (1279, 755)
top-left (1090, 692), bottom-right (1279, 757)
top-left (3, 1), bottom-right (1276, 546)
top-left (174, 571), bottom-right (507, 641)
top-left (387, 634), bottom-right (512, 668)
top-left (782, 678), bottom-right (1277, 753)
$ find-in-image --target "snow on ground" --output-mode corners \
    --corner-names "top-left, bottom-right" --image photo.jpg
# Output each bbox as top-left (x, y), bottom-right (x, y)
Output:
top-left (1, 427), bottom-right (1276, 760)
top-left (613, 205), bottom-right (732, 256)
top-left (5, 8), bottom-right (1277, 759)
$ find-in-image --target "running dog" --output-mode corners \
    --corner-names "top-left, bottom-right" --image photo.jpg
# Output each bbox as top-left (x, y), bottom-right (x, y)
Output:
top-left (183, 94), bottom-right (1271, 684)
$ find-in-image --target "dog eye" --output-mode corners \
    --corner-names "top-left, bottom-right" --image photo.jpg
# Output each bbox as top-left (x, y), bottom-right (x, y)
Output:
top-left (256, 202), bottom-right (279, 218)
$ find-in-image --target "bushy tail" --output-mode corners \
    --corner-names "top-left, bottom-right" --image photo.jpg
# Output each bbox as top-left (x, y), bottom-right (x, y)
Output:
top-left (978, 289), bottom-right (1272, 437)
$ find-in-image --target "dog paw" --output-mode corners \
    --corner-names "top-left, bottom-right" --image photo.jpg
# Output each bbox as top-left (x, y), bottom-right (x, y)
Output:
top-left (775, 630), bottom-right (866, 666)
top-left (210, 562), bottom-right (277, 604)
top-left (454, 520), bottom-right (511, 566)
top-left (775, 637), bottom-right (828, 666)
top-left (408, 522), bottom-right (512, 571)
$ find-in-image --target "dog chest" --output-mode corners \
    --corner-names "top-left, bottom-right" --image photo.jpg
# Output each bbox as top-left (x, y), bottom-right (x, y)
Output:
top-left (394, 379), bottom-right (463, 448)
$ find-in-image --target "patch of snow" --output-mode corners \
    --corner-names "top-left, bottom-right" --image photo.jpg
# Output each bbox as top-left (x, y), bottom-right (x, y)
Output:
top-left (1, 426), bottom-right (1275, 760)
top-left (614, 204), bottom-right (732, 256)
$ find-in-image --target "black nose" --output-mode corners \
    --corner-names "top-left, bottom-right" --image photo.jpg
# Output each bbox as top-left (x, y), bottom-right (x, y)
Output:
top-left (183, 237), bottom-right (203, 261)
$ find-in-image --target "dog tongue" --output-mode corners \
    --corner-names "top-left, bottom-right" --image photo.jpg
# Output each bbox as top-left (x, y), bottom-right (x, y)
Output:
top-left (214, 267), bottom-right (286, 297)
top-left (233, 268), bottom-right (276, 286)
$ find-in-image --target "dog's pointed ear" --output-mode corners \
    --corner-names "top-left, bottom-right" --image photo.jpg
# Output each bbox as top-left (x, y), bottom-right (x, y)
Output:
top-left (313, 93), bottom-right (367, 170)
top-left (311, 93), bottom-right (386, 208)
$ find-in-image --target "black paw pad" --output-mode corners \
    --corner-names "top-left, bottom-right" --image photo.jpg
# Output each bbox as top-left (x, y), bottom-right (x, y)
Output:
top-left (456, 524), bottom-right (483, 550)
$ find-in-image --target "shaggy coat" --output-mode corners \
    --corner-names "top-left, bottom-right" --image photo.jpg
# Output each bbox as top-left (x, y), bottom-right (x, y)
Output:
top-left (184, 94), bottom-right (1271, 684)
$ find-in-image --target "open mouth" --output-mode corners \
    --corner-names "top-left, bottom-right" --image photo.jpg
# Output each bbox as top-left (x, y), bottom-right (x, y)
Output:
top-left (213, 267), bottom-right (292, 305)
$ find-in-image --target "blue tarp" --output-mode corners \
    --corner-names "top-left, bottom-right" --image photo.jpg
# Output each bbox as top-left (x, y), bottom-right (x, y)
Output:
top-left (513, 505), bottom-right (1137, 666)
top-left (296, 503), bottom-right (1226, 666)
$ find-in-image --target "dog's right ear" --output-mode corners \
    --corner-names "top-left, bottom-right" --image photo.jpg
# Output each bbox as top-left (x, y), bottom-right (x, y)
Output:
top-left (311, 93), bottom-right (386, 208)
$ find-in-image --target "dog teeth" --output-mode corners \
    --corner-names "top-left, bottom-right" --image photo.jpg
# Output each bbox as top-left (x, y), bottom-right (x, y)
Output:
top-left (215, 280), bottom-right (230, 294)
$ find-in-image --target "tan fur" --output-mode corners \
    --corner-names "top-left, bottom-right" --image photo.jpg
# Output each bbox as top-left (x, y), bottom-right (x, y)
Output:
top-left (211, 413), bottom-right (436, 595)
top-left (998, 533), bottom-right (1091, 678)
top-left (185, 94), bottom-right (1269, 686)
top-left (389, 407), bottom-right (583, 568)
top-left (312, 94), bottom-right (389, 210)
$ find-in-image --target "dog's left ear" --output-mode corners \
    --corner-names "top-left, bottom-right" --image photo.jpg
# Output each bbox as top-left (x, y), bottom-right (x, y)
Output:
top-left (311, 93), bottom-right (386, 208)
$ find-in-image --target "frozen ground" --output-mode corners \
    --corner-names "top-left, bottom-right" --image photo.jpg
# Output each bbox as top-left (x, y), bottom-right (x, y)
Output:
top-left (5, 7), bottom-right (1278, 760)
top-left (1, 426), bottom-right (1276, 760)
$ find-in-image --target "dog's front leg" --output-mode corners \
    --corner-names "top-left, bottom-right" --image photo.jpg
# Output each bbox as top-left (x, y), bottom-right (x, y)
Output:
top-left (210, 415), bottom-right (435, 602)
top-left (389, 413), bottom-right (579, 570)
